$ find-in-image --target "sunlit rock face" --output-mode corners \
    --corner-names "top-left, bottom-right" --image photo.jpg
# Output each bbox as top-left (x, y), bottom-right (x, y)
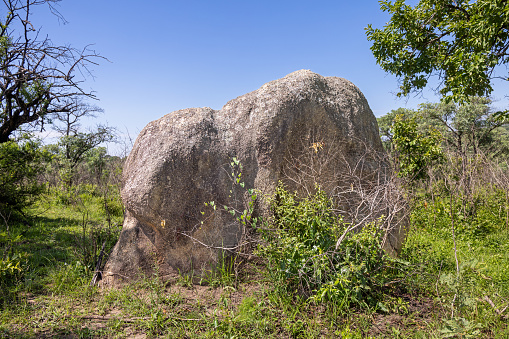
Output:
top-left (102, 70), bottom-right (399, 285)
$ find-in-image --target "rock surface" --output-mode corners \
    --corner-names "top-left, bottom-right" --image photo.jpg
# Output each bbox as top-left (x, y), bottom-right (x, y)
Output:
top-left (102, 70), bottom-right (398, 285)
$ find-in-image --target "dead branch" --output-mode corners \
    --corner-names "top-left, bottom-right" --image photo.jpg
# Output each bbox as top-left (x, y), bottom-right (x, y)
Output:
top-left (0, 0), bottom-right (107, 142)
top-left (483, 295), bottom-right (509, 318)
top-left (90, 240), bottom-right (107, 286)
top-left (79, 315), bottom-right (203, 322)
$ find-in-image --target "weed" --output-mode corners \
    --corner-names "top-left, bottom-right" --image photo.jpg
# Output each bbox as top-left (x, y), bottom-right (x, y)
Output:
top-left (439, 317), bottom-right (482, 338)
top-left (201, 252), bottom-right (237, 288)
top-left (51, 260), bottom-right (90, 294)
top-left (176, 269), bottom-right (194, 288)
top-left (235, 296), bottom-right (260, 323)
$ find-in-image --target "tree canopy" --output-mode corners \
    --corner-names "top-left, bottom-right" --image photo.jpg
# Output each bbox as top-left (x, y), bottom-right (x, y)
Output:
top-left (378, 98), bottom-right (509, 158)
top-left (366, 0), bottom-right (509, 104)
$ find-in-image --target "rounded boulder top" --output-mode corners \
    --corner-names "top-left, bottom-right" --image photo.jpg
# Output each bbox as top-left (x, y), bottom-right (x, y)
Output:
top-left (101, 70), bottom-right (400, 286)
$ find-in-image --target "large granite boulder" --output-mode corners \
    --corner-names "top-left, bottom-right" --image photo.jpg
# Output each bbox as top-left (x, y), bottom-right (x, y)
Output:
top-left (102, 70), bottom-right (402, 285)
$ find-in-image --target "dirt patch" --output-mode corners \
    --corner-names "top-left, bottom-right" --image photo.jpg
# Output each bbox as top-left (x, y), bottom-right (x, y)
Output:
top-left (368, 295), bottom-right (444, 337)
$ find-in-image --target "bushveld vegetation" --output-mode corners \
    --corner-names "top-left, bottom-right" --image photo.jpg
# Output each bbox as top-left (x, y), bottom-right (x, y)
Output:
top-left (1, 0), bottom-right (509, 337)
top-left (1, 96), bottom-right (509, 338)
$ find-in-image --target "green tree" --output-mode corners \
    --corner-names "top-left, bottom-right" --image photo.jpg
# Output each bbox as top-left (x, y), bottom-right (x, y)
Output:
top-left (419, 97), bottom-right (509, 157)
top-left (56, 129), bottom-right (115, 187)
top-left (377, 107), bottom-right (416, 151)
top-left (366, 0), bottom-right (509, 106)
top-left (45, 100), bottom-right (116, 188)
top-left (379, 98), bottom-right (509, 159)
top-left (392, 114), bottom-right (443, 180)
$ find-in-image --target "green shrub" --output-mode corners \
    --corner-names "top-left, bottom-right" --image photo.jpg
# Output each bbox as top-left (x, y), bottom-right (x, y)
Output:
top-left (392, 114), bottom-right (443, 180)
top-left (0, 232), bottom-right (28, 294)
top-left (258, 183), bottom-right (407, 310)
top-left (0, 136), bottom-right (49, 214)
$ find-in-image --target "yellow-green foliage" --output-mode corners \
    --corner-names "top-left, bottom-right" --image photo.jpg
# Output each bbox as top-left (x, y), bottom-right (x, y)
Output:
top-left (258, 183), bottom-right (408, 311)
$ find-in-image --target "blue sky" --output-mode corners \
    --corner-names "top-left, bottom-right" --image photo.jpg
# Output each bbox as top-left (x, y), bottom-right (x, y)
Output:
top-left (31, 0), bottom-right (509, 154)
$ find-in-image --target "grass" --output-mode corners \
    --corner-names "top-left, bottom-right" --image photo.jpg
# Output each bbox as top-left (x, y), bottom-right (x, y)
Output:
top-left (401, 191), bottom-right (509, 337)
top-left (1, 184), bottom-right (509, 338)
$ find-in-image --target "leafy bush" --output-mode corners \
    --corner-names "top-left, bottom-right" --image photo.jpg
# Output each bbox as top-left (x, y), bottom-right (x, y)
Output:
top-left (258, 183), bottom-right (407, 310)
top-left (0, 232), bottom-right (28, 294)
top-left (392, 114), bottom-right (443, 180)
top-left (0, 136), bottom-right (49, 214)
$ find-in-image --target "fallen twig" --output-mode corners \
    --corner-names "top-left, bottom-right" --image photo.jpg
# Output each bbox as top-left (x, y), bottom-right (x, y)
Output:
top-left (483, 295), bottom-right (508, 318)
top-left (80, 315), bottom-right (202, 322)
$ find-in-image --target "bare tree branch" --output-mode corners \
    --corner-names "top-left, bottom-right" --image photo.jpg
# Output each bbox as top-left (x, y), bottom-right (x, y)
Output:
top-left (0, 0), bottom-right (106, 142)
